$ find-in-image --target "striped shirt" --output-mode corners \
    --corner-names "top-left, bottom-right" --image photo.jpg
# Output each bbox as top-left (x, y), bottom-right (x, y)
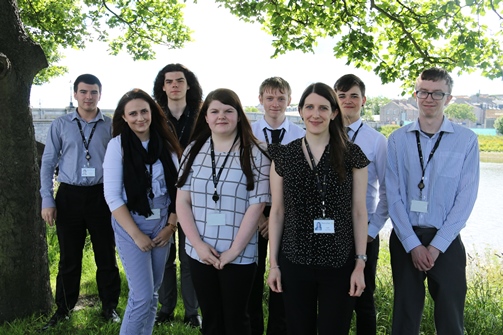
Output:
top-left (386, 117), bottom-right (479, 253)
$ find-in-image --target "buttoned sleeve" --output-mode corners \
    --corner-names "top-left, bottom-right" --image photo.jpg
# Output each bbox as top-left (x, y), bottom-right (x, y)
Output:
top-left (368, 133), bottom-right (389, 238)
top-left (40, 119), bottom-right (62, 209)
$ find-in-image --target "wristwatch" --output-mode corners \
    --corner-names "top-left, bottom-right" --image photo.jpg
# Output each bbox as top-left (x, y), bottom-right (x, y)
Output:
top-left (355, 254), bottom-right (368, 262)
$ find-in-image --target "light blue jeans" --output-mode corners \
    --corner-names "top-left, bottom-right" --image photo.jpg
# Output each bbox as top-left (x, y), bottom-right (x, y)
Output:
top-left (113, 196), bottom-right (172, 335)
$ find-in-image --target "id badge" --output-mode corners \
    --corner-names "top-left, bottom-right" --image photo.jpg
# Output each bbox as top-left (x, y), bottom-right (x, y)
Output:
top-left (410, 200), bottom-right (428, 213)
top-left (207, 211), bottom-right (226, 226)
top-left (313, 219), bottom-right (335, 234)
top-left (146, 208), bottom-right (161, 220)
top-left (81, 167), bottom-right (96, 177)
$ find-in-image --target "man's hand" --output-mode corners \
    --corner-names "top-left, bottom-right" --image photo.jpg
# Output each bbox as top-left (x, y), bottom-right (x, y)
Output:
top-left (41, 207), bottom-right (57, 226)
top-left (427, 245), bottom-right (441, 263)
top-left (258, 215), bottom-right (269, 239)
top-left (411, 245), bottom-right (435, 271)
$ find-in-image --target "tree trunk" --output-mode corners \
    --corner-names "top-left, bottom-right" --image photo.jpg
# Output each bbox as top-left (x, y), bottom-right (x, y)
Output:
top-left (0, 0), bottom-right (52, 322)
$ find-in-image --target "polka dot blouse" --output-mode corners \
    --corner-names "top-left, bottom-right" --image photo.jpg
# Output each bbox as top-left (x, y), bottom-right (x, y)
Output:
top-left (269, 138), bottom-right (369, 268)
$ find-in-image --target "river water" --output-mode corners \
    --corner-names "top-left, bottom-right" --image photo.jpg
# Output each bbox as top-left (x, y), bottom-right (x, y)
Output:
top-left (381, 162), bottom-right (503, 256)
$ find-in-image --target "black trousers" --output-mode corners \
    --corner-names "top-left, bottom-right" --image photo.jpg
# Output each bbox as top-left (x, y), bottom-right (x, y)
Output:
top-left (189, 257), bottom-right (256, 335)
top-left (390, 228), bottom-right (466, 335)
top-left (248, 234), bottom-right (287, 335)
top-left (354, 236), bottom-right (380, 335)
top-left (280, 255), bottom-right (356, 335)
top-left (54, 183), bottom-right (120, 313)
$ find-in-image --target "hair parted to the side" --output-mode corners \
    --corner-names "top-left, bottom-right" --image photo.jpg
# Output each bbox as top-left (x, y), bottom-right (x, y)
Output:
top-left (112, 88), bottom-right (182, 158)
top-left (416, 67), bottom-right (454, 93)
top-left (259, 77), bottom-right (292, 97)
top-left (334, 74), bottom-right (366, 97)
top-left (177, 88), bottom-right (269, 190)
top-left (152, 63), bottom-right (203, 112)
top-left (298, 82), bottom-right (348, 180)
top-left (74, 74), bottom-right (102, 93)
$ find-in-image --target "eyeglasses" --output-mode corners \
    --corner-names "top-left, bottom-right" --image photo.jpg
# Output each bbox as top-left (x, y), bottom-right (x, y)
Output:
top-left (415, 90), bottom-right (450, 100)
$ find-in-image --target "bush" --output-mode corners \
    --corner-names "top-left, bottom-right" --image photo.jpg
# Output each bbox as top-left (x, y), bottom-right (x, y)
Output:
top-left (495, 117), bottom-right (503, 135)
top-left (378, 125), bottom-right (400, 138)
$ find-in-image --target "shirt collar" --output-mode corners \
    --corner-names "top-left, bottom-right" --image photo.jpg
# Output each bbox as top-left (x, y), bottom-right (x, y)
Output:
top-left (260, 116), bottom-right (290, 132)
top-left (408, 116), bottom-right (454, 134)
top-left (72, 108), bottom-right (104, 123)
top-left (347, 118), bottom-right (362, 132)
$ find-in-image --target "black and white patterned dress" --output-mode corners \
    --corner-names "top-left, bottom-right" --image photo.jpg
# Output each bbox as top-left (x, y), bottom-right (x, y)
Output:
top-left (269, 139), bottom-right (369, 268)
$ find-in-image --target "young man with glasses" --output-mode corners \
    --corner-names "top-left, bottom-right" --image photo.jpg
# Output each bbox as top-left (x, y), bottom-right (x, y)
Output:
top-left (386, 67), bottom-right (480, 335)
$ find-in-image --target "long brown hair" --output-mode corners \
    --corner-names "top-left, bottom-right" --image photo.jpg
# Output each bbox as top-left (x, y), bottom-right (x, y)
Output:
top-left (298, 83), bottom-right (348, 180)
top-left (112, 88), bottom-right (182, 158)
top-left (177, 88), bottom-right (268, 190)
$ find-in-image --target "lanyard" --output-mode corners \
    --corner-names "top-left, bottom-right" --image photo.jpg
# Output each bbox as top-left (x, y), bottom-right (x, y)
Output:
top-left (415, 130), bottom-right (444, 193)
top-left (349, 122), bottom-right (364, 143)
top-left (146, 163), bottom-right (154, 200)
top-left (210, 134), bottom-right (239, 204)
top-left (304, 137), bottom-right (330, 218)
top-left (175, 109), bottom-right (191, 141)
top-left (76, 119), bottom-right (98, 163)
top-left (262, 128), bottom-right (286, 145)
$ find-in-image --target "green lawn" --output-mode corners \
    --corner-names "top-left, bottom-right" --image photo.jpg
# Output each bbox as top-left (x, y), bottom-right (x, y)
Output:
top-left (1, 230), bottom-right (502, 334)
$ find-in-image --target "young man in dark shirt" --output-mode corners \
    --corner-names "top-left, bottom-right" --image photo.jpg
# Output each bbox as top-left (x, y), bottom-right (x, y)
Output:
top-left (153, 63), bottom-right (203, 328)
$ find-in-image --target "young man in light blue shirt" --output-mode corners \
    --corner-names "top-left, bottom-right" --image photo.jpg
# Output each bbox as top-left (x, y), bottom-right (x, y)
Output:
top-left (40, 74), bottom-right (121, 331)
top-left (386, 67), bottom-right (479, 335)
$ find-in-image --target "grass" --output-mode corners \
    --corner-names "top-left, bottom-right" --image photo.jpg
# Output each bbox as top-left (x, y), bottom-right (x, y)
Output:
top-left (1, 232), bottom-right (502, 334)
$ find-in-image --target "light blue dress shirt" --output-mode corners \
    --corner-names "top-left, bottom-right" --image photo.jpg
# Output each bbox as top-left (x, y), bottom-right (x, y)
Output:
top-left (347, 118), bottom-right (388, 238)
top-left (386, 117), bottom-right (479, 253)
top-left (40, 110), bottom-right (112, 209)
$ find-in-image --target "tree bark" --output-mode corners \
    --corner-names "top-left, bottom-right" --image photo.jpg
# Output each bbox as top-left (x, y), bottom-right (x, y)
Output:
top-left (0, 0), bottom-right (52, 322)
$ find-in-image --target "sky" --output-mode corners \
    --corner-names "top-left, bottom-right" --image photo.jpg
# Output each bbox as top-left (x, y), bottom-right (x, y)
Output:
top-left (29, 1), bottom-right (503, 109)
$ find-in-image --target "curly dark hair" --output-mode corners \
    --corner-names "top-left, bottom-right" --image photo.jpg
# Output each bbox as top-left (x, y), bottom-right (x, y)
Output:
top-left (152, 63), bottom-right (203, 112)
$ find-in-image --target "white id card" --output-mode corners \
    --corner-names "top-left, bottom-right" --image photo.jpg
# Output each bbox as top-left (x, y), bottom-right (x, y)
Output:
top-left (207, 211), bottom-right (226, 226)
top-left (313, 219), bottom-right (335, 234)
top-left (81, 167), bottom-right (95, 177)
top-left (146, 208), bottom-right (161, 220)
top-left (410, 200), bottom-right (428, 213)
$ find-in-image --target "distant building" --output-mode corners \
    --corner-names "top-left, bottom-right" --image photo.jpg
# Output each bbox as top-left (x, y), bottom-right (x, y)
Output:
top-left (380, 100), bottom-right (418, 124)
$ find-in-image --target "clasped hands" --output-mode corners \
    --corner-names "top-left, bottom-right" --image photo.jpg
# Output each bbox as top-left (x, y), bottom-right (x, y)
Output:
top-left (411, 244), bottom-right (440, 271)
top-left (194, 242), bottom-right (238, 270)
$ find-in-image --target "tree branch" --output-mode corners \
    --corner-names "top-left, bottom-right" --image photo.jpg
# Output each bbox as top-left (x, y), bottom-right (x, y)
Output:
top-left (489, 0), bottom-right (503, 20)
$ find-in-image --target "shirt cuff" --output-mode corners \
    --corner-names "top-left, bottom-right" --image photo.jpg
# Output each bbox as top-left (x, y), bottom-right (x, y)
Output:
top-left (41, 197), bottom-right (56, 209)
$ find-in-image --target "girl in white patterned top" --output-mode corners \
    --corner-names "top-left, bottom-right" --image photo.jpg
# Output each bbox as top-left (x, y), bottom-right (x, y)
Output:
top-left (176, 88), bottom-right (271, 335)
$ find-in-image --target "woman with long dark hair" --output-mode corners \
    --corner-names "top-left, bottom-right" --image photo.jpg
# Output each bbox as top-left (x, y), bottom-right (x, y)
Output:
top-left (176, 88), bottom-right (270, 335)
top-left (103, 89), bottom-right (181, 335)
top-left (267, 83), bottom-right (369, 335)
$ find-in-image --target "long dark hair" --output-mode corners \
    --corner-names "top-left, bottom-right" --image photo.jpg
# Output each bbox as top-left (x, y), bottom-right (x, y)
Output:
top-left (177, 88), bottom-right (268, 190)
top-left (298, 83), bottom-right (348, 180)
top-left (112, 89), bottom-right (182, 158)
top-left (152, 63), bottom-right (203, 113)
